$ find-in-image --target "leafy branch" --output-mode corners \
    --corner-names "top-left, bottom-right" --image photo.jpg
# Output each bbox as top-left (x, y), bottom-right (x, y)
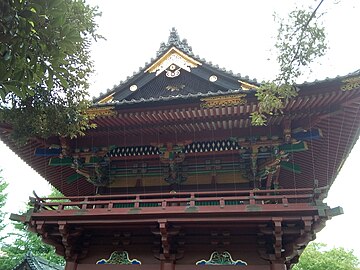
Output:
top-left (251, 0), bottom-right (327, 125)
top-left (0, 0), bottom-right (103, 143)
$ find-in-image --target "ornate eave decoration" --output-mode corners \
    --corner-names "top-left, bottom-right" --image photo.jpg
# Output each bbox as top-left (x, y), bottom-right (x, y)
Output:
top-left (200, 94), bottom-right (247, 108)
top-left (97, 251), bottom-right (141, 265)
top-left (238, 80), bottom-right (258, 91)
top-left (98, 93), bottom-right (114, 104)
top-left (146, 47), bottom-right (201, 76)
top-left (87, 106), bottom-right (116, 118)
top-left (166, 84), bottom-right (185, 92)
top-left (196, 251), bottom-right (247, 266)
top-left (341, 75), bottom-right (360, 91)
top-left (157, 27), bottom-right (193, 56)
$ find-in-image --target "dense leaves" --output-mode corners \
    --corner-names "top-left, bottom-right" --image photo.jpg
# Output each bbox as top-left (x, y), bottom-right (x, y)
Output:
top-left (0, 0), bottom-right (101, 143)
top-left (1, 87), bottom-right (96, 143)
top-left (0, 172), bottom-right (8, 242)
top-left (251, 0), bottom-right (327, 125)
top-left (293, 243), bottom-right (359, 270)
top-left (0, 187), bottom-right (65, 269)
top-left (0, 222), bottom-right (65, 269)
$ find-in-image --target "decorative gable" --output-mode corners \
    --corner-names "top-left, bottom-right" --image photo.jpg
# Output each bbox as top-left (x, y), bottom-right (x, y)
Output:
top-left (146, 47), bottom-right (201, 77)
top-left (94, 28), bottom-right (259, 106)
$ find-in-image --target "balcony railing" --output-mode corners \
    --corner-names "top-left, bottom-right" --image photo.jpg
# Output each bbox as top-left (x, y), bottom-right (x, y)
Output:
top-left (30, 188), bottom-right (325, 216)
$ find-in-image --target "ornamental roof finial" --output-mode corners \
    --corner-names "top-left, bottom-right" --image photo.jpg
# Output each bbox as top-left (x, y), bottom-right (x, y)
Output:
top-left (168, 27), bottom-right (180, 43)
top-left (157, 28), bottom-right (193, 56)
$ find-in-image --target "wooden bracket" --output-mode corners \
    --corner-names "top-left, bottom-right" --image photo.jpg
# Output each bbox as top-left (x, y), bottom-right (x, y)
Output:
top-left (283, 119), bottom-right (292, 143)
top-left (159, 221), bottom-right (170, 258)
top-left (58, 222), bottom-right (83, 261)
top-left (272, 218), bottom-right (283, 259)
top-left (152, 220), bottom-right (180, 261)
top-left (301, 217), bottom-right (313, 233)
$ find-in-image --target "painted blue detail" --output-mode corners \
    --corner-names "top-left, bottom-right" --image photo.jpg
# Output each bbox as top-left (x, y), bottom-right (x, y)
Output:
top-left (34, 148), bottom-right (61, 157)
top-left (293, 128), bottom-right (322, 141)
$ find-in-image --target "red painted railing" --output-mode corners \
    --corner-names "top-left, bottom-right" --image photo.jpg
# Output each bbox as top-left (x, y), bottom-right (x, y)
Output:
top-left (31, 187), bottom-right (325, 213)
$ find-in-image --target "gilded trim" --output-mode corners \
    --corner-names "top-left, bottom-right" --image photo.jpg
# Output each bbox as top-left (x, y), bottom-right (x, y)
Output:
top-left (97, 251), bottom-right (141, 265)
top-left (87, 106), bottom-right (116, 117)
top-left (341, 76), bottom-right (360, 91)
top-left (196, 251), bottom-right (247, 266)
top-left (200, 94), bottom-right (247, 108)
top-left (238, 80), bottom-right (258, 90)
top-left (98, 93), bottom-right (114, 104)
top-left (146, 47), bottom-right (201, 74)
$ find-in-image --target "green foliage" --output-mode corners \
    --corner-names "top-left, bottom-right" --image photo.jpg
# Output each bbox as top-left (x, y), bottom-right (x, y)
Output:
top-left (1, 87), bottom-right (96, 143)
top-left (275, 4), bottom-right (327, 83)
top-left (251, 1), bottom-right (327, 125)
top-left (293, 243), bottom-right (359, 270)
top-left (0, 223), bottom-right (65, 269)
top-left (0, 0), bottom-right (101, 143)
top-left (0, 171), bottom-right (9, 242)
top-left (0, 187), bottom-right (65, 269)
top-left (251, 83), bottom-right (297, 126)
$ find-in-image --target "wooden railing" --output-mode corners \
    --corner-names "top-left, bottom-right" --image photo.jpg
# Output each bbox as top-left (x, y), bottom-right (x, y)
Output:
top-left (31, 187), bottom-right (325, 213)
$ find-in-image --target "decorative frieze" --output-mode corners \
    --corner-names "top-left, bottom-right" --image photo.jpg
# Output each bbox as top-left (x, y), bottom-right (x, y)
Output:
top-left (200, 94), bottom-right (247, 108)
top-left (341, 75), bottom-right (360, 91)
top-left (196, 251), bottom-right (247, 266)
top-left (97, 251), bottom-right (141, 265)
top-left (87, 106), bottom-right (116, 117)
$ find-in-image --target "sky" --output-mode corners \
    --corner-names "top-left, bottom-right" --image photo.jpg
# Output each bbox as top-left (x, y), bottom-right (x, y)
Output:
top-left (1, 0), bottom-right (360, 258)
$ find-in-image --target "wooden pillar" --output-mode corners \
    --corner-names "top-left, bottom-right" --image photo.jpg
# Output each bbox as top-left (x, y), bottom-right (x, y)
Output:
top-left (65, 261), bottom-right (78, 270)
top-left (161, 260), bottom-right (175, 270)
top-left (270, 262), bottom-right (286, 270)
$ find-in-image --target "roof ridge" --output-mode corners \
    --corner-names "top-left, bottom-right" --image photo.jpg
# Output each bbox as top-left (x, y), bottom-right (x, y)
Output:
top-left (157, 27), bottom-right (193, 56)
top-left (11, 252), bottom-right (64, 270)
top-left (93, 89), bottom-right (250, 107)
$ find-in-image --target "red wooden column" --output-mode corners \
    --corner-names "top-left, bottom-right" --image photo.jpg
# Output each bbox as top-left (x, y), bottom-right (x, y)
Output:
top-left (161, 260), bottom-right (175, 270)
top-left (270, 261), bottom-right (286, 270)
top-left (65, 261), bottom-right (78, 270)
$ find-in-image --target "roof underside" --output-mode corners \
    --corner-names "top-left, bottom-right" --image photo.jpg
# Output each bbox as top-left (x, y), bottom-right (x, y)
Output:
top-left (1, 29), bottom-right (359, 197)
top-left (2, 75), bottom-right (359, 196)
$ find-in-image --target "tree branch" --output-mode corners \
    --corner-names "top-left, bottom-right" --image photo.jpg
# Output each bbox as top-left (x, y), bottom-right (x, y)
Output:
top-left (289, 0), bottom-right (325, 67)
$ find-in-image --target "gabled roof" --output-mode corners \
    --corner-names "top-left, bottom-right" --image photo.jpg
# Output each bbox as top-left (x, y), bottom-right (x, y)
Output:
top-left (94, 28), bottom-right (259, 106)
top-left (13, 252), bottom-right (63, 270)
top-left (1, 27), bottom-right (359, 197)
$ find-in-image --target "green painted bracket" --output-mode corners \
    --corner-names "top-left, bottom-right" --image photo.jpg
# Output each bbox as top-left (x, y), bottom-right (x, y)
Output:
top-left (66, 173), bottom-right (83, 184)
top-left (279, 141), bottom-right (308, 153)
top-left (9, 213), bottom-right (26, 222)
top-left (49, 157), bottom-right (73, 166)
top-left (86, 156), bottom-right (102, 164)
top-left (246, 205), bottom-right (262, 212)
top-left (280, 161), bottom-right (301, 174)
top-left (327, 206), bottom-right (344, 217)
top-left (185, 206), bottom-right (198, 213)
top-left (316, 203), bottom-right (330, 217)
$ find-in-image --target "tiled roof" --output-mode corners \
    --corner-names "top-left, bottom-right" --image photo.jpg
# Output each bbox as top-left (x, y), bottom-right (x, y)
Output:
top-left (1, 70), bottom-right (359, 196)
top-left (96, 89), bottom-right (248, 107)
top-left (13, 252), bottom-right (64, 270)
top-left (94, 28), bottom-right (259, 104)
top-left (298, 69), bottom-right (360, 86)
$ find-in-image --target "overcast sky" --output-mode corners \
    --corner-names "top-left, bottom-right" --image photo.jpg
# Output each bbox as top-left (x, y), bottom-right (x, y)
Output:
top-left (1, 0), bottom-right (359, 257)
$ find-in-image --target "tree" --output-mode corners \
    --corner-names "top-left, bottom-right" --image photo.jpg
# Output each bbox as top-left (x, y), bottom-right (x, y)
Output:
top-left (0, 187), bottom-right (65, 269)
top-left (293, 243), bottom-right (359, 270)
top-left (0, 0), bottom-right (101, 143)
top-left (0, 223), bottom-right (65, 269)
top-left (0, 171), bottom-right (8, 242)
top-left (251, 0), bottom-right (327, 125)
